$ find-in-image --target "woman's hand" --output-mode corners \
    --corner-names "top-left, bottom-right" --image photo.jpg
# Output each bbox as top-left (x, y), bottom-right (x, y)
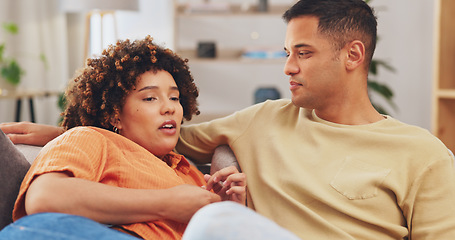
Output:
top-left (162, 185), bottom-right (222, 223)
top-left (0, 122), bottom-right (64, 146)
top-left (203, 166), bottom-right (246, 204)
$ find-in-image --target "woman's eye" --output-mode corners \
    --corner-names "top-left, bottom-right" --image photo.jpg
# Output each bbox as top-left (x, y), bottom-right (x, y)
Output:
top-left (144, 97), bottom-right (156, 101)
top-left (170, 97), bottom-right (180, 101)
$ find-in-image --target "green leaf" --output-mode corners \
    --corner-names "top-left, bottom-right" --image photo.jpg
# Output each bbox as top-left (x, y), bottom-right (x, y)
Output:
top-left (368, 80), bottom-right (398, 111)
top-left (1, 60), bottom-right (24, 85)
top-left (373, 59), bottom-right (396, 73)
top-left (2, 22), bottom-right (19, 34)
top-left (57, 93), bottom-right (67, 125)
top-left (369, 59), bottom-right (378, 75)
top-left (39, 53), bottom-right (49, 70)
top-left (0, 44), bottom-right (4, 62)
top-left (372, 103), bottom-right (388, 115)
top-left (368, 80), bottom-right (393, 99)
top-left (57, 92), bottom-right (67, 110)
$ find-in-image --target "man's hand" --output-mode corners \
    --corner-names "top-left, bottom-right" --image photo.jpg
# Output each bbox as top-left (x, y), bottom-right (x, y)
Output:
top-left (204, 166), bottom-right (247, 204)
top-left (0, 122), bottom-right (64, 146)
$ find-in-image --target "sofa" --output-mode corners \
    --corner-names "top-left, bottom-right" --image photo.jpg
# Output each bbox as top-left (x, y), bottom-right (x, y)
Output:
top-left (0, 129), bottom-right (239, 230)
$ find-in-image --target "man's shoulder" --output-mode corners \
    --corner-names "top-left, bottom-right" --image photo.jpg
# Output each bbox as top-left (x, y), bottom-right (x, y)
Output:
top-left (255, 99), bottom-right (301, 112)
top-left (384, 117), bottom-right (450, 156)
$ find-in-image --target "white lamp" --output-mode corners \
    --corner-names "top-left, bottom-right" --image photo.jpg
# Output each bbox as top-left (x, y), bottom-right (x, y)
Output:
top-left (59, 0), bottom-right (139, 63)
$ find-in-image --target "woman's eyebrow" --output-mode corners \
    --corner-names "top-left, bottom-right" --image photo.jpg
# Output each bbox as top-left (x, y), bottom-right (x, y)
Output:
top-left (138, 86), bottom-right (158, 92)
top-left (137, 86), bottom-right (179, 92)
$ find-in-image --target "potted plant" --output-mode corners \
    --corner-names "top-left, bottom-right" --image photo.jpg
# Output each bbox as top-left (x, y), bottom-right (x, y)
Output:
top-left (365, 0), bottom-right (397, 115)
top-left (0, 22), bottom-right (24, 92)
top-left (0, 22), bottom-right (47, 93)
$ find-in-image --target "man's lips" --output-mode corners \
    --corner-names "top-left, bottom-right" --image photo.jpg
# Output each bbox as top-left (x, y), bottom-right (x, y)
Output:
top-left (289, 80), bottom-right (302, 90)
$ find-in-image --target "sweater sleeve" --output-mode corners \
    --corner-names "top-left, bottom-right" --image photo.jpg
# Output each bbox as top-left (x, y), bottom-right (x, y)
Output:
top-left (405, 149), bottom-right (455, 239)
top-left (177, 102), bottom-right (264, 163)
top-left (13, 127), bottom-right (107, 220)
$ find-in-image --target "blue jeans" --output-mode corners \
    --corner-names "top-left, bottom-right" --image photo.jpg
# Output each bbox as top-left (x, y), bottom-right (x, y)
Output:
top-left (183, 202), bottom-right (301, 240)
top-left (0, 213), bottom-right (140, 240)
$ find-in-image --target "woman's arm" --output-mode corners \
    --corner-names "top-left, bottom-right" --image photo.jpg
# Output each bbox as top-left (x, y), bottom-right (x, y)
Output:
top-left (0, 122), bottom-right (64, 146)
top-left (25, 172), bottom-right (221, 224)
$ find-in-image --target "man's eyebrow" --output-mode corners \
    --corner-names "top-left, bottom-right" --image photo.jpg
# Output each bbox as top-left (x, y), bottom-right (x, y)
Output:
top-left (284, 43), bottom-right (311, 51)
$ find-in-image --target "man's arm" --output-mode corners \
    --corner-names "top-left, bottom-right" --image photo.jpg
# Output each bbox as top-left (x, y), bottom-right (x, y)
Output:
top-left (0, 122), bottom-right (64, 146)
top-left (25, 172), bottom-right (221, 224)
top-left (408, 156), bottom-right (455, 238)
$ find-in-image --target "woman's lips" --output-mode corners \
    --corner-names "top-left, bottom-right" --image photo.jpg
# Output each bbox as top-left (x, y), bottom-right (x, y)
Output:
top-left (159, 120), bottom-right (177, 135)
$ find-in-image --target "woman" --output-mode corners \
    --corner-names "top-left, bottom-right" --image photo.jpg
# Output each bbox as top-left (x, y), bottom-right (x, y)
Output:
top-left (0, 36), bottom-right (246, 239)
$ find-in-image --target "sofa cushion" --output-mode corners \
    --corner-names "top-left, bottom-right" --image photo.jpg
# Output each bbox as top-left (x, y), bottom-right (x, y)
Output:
top-left (15, 144), bottom-right (42, 164)
top-left (0, 130), bottom-right (31, 230)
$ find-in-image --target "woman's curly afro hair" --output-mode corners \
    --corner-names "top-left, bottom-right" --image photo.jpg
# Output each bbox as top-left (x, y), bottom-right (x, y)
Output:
top-left (62, 35), bottom-right (199, 131)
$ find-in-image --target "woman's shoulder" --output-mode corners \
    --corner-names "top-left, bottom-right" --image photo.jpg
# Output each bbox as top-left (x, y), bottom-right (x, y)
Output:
top-left (53, 126), bottom-right (116, 147)
top-left (64, 126), bottom-right (113, 137)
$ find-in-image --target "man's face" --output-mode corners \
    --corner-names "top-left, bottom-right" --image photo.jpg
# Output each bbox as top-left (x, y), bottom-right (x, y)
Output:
top-left (284, 16), bottom-right (346, 110)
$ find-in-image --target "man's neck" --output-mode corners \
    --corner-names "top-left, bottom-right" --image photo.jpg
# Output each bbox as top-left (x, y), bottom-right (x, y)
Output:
top-left (314, 103), bottom-right (384, 125)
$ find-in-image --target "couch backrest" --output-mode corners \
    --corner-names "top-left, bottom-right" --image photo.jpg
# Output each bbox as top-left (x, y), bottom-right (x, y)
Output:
top-left (0, 131), bottom-right (31, 230)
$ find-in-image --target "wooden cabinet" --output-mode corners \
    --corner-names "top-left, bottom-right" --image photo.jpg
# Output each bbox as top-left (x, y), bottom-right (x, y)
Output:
top-left (432, 0), bottom-right (455, 152)
top-left (173, 0), bottom-right (294, 123)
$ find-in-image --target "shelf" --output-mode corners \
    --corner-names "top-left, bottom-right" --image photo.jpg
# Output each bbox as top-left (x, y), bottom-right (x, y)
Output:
top-left (434, 98), bottom-right (455, 152)
top-left (177, 49), bottom-right (286, 64)
top-left (433, 0), bottom-right (455, 152)
top-left (173, 0), bottom-right (290, 124)
top-left (176, 4), bottom-right (290, 17)
top-left (437, 0), bottom-right (455, 89)
top-left (0, 89), bottom-right (61, 99)
top-left (436, 89), bottom-right (455, 99)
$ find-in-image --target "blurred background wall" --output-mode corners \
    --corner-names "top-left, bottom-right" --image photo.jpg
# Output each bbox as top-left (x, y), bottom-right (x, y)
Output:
top-left (0, 0), bottom-right (436, 132)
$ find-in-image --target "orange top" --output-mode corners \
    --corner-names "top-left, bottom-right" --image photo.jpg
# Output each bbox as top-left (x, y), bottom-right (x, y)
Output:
top-left (13, 126), bottom-right (206, 240)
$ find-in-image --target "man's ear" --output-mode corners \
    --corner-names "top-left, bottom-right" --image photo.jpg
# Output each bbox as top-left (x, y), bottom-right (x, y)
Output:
top-left (345, 40), bottom-right (365, 71)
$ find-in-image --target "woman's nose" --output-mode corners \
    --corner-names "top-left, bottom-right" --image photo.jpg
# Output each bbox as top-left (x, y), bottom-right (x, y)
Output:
top-left (161, 100), bottom-right (175, 115)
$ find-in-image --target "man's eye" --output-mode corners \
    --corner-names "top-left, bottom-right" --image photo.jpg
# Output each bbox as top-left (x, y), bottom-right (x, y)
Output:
top-left (299, 51), bottom-right (311, 57)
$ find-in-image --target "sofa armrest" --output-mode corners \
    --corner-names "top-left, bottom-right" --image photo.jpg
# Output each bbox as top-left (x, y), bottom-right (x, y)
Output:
top-left (210, 145), bottom-right (240, 175)
top-left (14, 144), bottom-right (42, 165)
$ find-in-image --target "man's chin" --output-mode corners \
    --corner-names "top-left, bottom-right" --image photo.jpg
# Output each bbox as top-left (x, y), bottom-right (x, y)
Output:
top-left (291, 97), bottom-right (305, 108)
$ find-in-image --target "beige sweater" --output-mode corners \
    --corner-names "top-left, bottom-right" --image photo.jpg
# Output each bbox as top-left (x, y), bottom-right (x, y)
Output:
top-left (177, 99), bottom-right (455, 239)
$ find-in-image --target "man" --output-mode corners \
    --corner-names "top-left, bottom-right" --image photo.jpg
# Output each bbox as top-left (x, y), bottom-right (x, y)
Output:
top-left (2, 0), bottom-right (455, 239)
top-left (176, 0), bottom-right (455, 239)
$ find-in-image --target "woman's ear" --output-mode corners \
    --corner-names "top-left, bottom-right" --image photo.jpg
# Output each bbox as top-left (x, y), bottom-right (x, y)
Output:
top-left (109, 112), bottom-right (122, 131)
top-left (345, 40), bottom-right (365, 71)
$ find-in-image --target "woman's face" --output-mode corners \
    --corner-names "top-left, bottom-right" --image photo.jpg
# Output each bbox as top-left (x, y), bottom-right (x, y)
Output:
top-left (116, 70), bottom-right (183, 159)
